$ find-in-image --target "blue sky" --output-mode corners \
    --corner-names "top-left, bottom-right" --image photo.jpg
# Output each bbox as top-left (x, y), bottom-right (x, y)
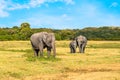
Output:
top-left (0, 0), bottom-right (120, 29)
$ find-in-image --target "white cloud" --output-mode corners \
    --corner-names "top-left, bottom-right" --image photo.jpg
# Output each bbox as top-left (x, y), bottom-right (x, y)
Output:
top-left (29, 0), bottom-right (45, 7)
top-left (64, 0), bottom-right (75, 5)
top-left (8, 3), bottom-right (30, 10)
top-left (28, 0), bottom-right (75, 7)
top-left (8, 0), bottom-right (75, 10)
top-left (0, 10), bottom-right (9, 17)
top-left (0, 0), bottom-right (9, 17)
top-left (110, 2), bottom-right (119, 7)
top-left (0, 0), bottom-right (75, 17)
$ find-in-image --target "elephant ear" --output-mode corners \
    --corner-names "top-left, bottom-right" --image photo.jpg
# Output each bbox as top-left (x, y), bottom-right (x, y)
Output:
top-left (42, 32), bottom-right (52, 47)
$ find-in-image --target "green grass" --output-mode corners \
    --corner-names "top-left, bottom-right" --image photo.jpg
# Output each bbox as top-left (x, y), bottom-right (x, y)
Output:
top-left (5, 71), bottom-right (22, 78)
top-left (88, 43), bottom-right (120, 48)
top-left (0, 41), bottom-right (120, 80)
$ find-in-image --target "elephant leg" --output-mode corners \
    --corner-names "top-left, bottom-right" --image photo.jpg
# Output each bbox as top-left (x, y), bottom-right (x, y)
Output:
top-left (83, 44), bottom-right (86, 53)
top-left (82, 46), bottom-right (85, 53)
top-left (47, 47), bottom-right (51, 58)
top-left (79, 46), bottom-right (81, 53)
top-left (70, 47), bottom-right (73, 53)
top-left (39, 44), bottom-right (43, 57)
top-left (39, 49), bottom-right (43, 57)
top-left (73, 47), bottom-right (76, 53)
top-left (81, 44), bottom-right (86, 53)
top-left (75, 48), bottom-right (76, 53)
top-left (33, 49), bottom-right (39, 56)
top-left (72, 47), bottom-right (74, 53)
top-left (35, 49), bottom-right (39, 56)
top-left (79, 44), bottom-right (83, 53)
top-left (72, 47), bottom-right (75, 53)
top-left (73, 49), bottom-right (75, 53)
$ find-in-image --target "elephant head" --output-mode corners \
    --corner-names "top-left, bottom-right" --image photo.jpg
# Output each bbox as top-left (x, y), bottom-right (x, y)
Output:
top-left (42, 32), bottom-right (56, 57)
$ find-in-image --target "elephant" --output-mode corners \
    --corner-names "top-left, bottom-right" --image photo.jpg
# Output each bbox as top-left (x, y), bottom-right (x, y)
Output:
top-left (30, 32), bottom-right (56, 58)
top-left (75, 35), bottom-right (87, 53)
top-left (69, 40), bottom-right (77, 53)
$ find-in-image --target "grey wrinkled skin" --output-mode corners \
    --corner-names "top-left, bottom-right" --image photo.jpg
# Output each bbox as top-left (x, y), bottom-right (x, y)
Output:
top-left (75, 35), bottom-right (87, 53)
top-left (69, 40), bottom-right (77, 53)
top-left (30, 32), bottom-right (56, 57)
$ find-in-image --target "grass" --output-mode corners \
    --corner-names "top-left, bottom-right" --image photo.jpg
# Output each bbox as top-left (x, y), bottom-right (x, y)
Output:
top-left (0, 41), bottom-right (120, 80)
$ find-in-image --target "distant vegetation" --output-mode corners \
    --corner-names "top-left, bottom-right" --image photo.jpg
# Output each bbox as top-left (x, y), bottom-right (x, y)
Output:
top-left (0, 22), bottom-right (120, 41)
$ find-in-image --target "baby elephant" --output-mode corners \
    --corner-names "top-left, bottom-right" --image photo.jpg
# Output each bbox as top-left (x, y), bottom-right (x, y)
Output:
top-left (69, 40), bottom-right (77, 53)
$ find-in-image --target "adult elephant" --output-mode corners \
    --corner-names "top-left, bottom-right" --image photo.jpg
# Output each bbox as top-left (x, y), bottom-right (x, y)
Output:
top-left (30, 32), bottom-right (56, 57)
top-left (75, 35), bottom-right (87, 53)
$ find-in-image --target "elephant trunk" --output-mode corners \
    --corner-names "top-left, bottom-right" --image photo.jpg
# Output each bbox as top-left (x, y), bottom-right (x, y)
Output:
top-left (78, 42), bottom-right (81, 53)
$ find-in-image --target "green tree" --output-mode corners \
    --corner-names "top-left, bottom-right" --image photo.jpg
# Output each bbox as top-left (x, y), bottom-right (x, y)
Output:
top-left (19, 22), bottom-right (32, 40)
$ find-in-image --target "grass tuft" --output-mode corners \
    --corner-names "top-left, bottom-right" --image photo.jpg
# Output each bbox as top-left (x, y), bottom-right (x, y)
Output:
top-left (5, 71), bottom-right (22, 78)
top-left (23, 50), bottom-right (61, 62)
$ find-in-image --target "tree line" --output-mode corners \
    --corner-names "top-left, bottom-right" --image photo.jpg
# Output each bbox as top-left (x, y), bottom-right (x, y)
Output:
top-left (0, 22), bottom-right (120, 41)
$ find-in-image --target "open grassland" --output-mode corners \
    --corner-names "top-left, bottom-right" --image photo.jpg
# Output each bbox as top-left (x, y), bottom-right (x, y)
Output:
top-left (0, 41), bottom-right (120, 80)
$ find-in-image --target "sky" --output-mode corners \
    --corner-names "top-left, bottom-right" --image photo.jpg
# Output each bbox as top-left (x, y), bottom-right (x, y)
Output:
top-left (0, 0), bottom-right (120, 29)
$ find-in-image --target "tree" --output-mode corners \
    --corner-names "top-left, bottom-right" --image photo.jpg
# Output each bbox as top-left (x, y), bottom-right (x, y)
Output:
top-left (19, 22), bottom-right (32, 40)
top-left (20, 22), bottom-right (30, 30)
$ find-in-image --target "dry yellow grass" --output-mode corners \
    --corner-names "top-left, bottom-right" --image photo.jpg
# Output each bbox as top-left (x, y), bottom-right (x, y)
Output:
top-left (0, 41), bottom-right (120, 80)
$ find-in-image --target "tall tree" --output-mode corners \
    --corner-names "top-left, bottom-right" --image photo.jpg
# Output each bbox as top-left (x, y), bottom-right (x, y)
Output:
top-left (19, 22), bottom-right (32, 40)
